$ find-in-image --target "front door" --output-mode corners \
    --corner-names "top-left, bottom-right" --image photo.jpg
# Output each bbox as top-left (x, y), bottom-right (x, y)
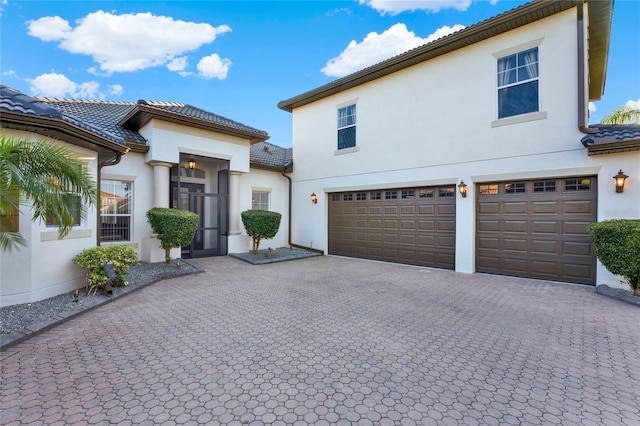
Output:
top-left (170, 174), bottom-right (228, 258)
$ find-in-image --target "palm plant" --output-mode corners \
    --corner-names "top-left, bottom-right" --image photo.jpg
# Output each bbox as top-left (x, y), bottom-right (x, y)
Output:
top-left (599, 105), bottom-right (640, 124)
top-left (0, 135), bottom-right (97, 252)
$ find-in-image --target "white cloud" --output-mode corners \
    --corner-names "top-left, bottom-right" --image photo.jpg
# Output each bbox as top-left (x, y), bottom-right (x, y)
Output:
top-left (588, 102), bottom-right (596, 113)
top-left (321, 23), bottom-right (465, 77)
top-left (28, 72), bottom-right (123, 99)
top-left (197, 54), bottom-right (231, 80)
top-left (625, 98), bottom-right (640, 109)
top-left (27, 16), bottom-right (72, 41)
top-left (167, 56), bottom-right (188, 72)
top-left (359, 0), bottom-right (472, 15)
top-left (27, 11), bottom-right (231, 74)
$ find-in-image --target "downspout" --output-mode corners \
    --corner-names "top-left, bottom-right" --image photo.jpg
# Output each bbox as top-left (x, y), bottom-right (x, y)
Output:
top-left (577, 0), bottom-right (598, 135)
top-left (96, 153), bottom-right (123, 246)
top-left (281, 168), bottom-right (323, 254)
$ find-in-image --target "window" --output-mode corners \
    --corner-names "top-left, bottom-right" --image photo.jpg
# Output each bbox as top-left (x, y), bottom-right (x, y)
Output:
top-left (343, 193), bottom-right (353, 201)
top-left (419, 189), bottom-right (434, 198)
top-left (497, 47), bottom-right (539, 119)
top-left (504, 182), bottom-right (526, 194)
top-left (370, 192), bottom-right (381, 200)
top-left (252, 191), bottom-right (270, 210)
top-left (1, 205), bottom-right (19, 233)
top-left (401, 190), bottom-right (415, 199)
top-left (534, 181), bottom-right (556, 192)
top-left (337, 104), bottom-right (356, 150)
top-left (565, 178), bottom-right (591, 191)
top-left (46, 175), bottom-right (82, 227)
top-left (356, 192), bottom-right (367, 201)
top-left (439, 188), bottom-right (454, 197)
top-left (331, 194), bottom-right (340, 202)
top-left (385, 191), bottom-right (397, 200)
top-left (100, 180), bottom-right (132, 242)
top-left (479, 184), bottom-right (498, 195)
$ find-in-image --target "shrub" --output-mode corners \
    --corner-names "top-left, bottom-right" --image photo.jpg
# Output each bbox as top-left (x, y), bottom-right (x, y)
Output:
top-left (241, 210), bottom-right (282, 254)
top-left (73, 244), bottom-right (139, 293)
top-left (588, 219), bottom-right (640, 295)
top-left (147, 208), bottom-right (199, 263)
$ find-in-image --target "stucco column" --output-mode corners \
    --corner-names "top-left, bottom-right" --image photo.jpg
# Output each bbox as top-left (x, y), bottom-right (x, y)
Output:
top-left (149, 161), bottom-right (172, 208)
top-left (229, 171), bottom-right (242, 235)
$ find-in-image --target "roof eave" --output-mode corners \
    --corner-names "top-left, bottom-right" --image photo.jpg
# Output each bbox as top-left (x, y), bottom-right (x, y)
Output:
top-left (586, 0), bottom-right (614, 101)
top-left (119, 105), bottom-right (269, 143)
top-left (1, 111), bottom-right (129, 156)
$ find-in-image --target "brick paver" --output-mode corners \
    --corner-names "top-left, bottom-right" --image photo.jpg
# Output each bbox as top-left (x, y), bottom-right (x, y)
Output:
top-left (1, 256), bottom-right (639, 425)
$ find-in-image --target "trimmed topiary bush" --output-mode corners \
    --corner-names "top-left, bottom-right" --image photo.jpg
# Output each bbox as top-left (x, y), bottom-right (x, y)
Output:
top-left (241, 210), bottom-right (282, 254)
top-left (147, 208), bottom-right (199, 263)
top-left (73, 244), bottom-right (139, 293)
top-left (588, 219), bottom-right (640, 295)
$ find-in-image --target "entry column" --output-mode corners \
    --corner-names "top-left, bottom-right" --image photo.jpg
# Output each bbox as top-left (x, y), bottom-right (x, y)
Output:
top-left (229, 171), bottom-right (242, 236)
top-left (149, 161), bottom-right (172, 208)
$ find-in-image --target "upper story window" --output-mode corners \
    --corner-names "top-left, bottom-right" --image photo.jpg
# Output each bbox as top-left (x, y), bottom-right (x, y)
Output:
top-left (497, 47), bottom-right (539, 119)
top-left (337, 104), bottom-right (356, 150)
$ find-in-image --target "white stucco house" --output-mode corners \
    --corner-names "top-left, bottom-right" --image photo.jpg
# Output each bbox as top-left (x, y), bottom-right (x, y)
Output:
top-left (278, 0), bottom-right (639, 288)
top-left (1, 0), bottom-right (639, 307)
top-left (0, 88), bottom-right (291, 306)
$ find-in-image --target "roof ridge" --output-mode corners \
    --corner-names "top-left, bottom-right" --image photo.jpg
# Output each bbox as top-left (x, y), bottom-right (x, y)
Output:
top-left (36, 97), bottom-right (136, 106)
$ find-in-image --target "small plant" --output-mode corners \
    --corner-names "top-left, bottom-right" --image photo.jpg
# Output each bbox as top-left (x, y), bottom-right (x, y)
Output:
top-left (241, 210), bottom-right (282, 254)
top-left (588, 219), bottom-right (640, 296)
top-left (73, 244), bottom-right (139, 293)
top-left (146, 208), bottom-right (199, 263)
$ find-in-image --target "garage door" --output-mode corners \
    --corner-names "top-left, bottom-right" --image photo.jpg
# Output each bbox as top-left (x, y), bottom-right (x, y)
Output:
top-left (476, 177), bottom-right (597, 285)
top-left (328, 186), bottom-right (456, 269)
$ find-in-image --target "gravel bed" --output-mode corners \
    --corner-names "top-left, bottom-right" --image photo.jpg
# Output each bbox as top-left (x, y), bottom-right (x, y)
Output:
top-left (0, 260), bottom-right (202, 336)
top-left (230, 246), bottom-right (322, 264)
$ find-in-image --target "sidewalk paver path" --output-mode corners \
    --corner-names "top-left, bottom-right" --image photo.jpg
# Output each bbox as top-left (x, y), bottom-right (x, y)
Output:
top-left (1, 256), bottom-right (639, 425)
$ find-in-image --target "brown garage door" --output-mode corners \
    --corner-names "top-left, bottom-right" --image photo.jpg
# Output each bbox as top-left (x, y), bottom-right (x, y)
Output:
top-left (476, 177), bottom-right (597, 285)
top-left (328, 186), bottom-right (456, 269)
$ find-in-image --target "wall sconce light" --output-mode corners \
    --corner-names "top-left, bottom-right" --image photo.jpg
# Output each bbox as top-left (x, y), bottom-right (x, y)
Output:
top-left (188, 158), bottom-right (196, 170)
top-left (310, 193), bottom-right (318, 204)
top-left (613, 169), bottom-right (628, 193)
top-left (458, 180), bottom-right (468, 198)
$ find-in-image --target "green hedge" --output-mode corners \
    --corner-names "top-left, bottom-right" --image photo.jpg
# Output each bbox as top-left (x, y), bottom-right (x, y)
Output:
top-left (73, 244), bottom-right (139, 292)
top-left (588, 219), bottom-right (640, 294)
top-left (147, 208), bottom-right (199, 263)
top-left (241, 210), bottom-right (282, 254)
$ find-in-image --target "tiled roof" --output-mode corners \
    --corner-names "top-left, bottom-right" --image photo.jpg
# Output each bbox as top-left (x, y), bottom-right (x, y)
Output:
top-left (1, 86), bottom-right (126, 146)
top-left (140, 100), bottom-right (269, 138)
top-left (250, 141), bottom-right (293, 169)
top-left (581, 124), bottom-right (640, 155)
top-left (40, 99), bottom-right (145, 144)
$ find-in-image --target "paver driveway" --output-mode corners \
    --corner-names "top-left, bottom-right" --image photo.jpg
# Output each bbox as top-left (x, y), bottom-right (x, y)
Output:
top-left (1, 256), bottom-right (639, 425)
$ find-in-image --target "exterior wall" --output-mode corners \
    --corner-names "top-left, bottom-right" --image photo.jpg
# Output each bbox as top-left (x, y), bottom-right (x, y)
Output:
top-left (233, 168), bottom-right (290, 253)
top-left (140, 119), bottom-right (251, 173)
top-left (288, 8), bottom-right (640, 289)
top-left (0, 129), bottom-right (100, 306)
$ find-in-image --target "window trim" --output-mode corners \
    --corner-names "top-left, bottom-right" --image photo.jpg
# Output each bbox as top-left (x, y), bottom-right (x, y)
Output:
top-left (251, 189), bottom-right (271, 211)
top-left (337, 103), bottom-right (357, 151)
top-left (100, 178), bottom-right (134, 243)
top-left (493, 38), bottom-right (545, 124)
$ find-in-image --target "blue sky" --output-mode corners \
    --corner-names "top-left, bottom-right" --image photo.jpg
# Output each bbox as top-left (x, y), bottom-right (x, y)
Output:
top-left (2, 0), bottom-right (639, 148)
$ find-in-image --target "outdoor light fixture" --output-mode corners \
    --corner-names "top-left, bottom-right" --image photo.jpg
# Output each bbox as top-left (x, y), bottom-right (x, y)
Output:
top-left (188, 158), bottom-right (196, 170)
top-left (310, 193), bottom-right (318, 204)
top-left (613, 169), bottom-right (628, 193)
top-left (458, 180), bottom-right (468, 198)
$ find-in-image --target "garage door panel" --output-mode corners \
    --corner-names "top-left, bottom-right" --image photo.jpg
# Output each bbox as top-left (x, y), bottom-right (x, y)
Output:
top-left (531, 221), bottom-right (559, 234)
top-left (504, 220), bottom-right (527, 232)
top-left (418, 205), bottom-right (435, 215)
top-left (477, 177), bottom-right (596, 285)
top-left (531, 200), bottom-right (559, 214)
top-left (504, 201), bottom-right (528, 214)
top-left (563, 221), bottom-right (589, 235)
top-left (437, 220), bottom-right (455, 232)
top-left (563, 241), bottom-right (592, 256)
top-left (503, 238), bottom-right (528, 252)
top-left (530, 240), bottom-right (558, 254)
top-left (329, 186), bottom-right (455, 270)
top-left (564, 200), bottom-right (595, 214)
